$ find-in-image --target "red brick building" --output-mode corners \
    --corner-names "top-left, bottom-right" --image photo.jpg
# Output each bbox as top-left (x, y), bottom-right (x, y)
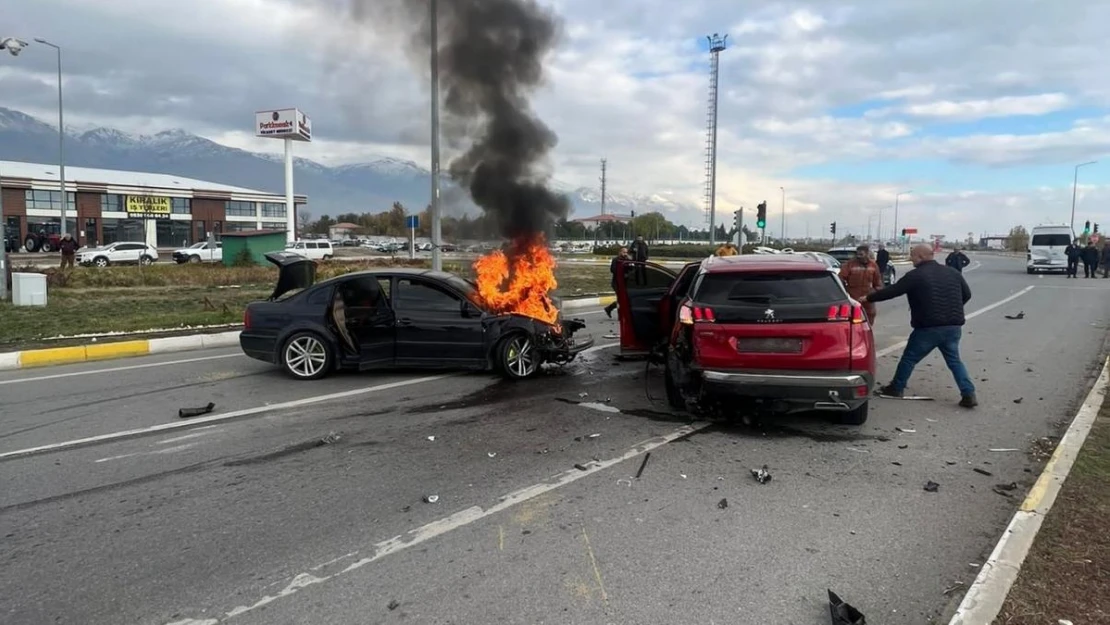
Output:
top-left (0, 160), bottom-right (307, 249)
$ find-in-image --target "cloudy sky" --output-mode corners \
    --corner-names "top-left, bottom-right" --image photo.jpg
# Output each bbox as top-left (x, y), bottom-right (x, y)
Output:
top-left (3, 0), bottom-right (1110, 239)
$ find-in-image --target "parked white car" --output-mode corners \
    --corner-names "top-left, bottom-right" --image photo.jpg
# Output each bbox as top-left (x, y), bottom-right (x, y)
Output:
top-left (77, 242), bottom-right (160, 267)
top-left (172, 241), bottom-right (223, 264)
top-left (285, 239), bottom-right (334, 260)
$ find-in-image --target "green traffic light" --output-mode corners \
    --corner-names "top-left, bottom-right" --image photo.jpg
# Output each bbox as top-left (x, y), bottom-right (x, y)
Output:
top-left (756, 220), bottom-right (766, 228)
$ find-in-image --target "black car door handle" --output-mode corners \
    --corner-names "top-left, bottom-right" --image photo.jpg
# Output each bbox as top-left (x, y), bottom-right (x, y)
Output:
top-left (396, 318), bottom-right (413, 327)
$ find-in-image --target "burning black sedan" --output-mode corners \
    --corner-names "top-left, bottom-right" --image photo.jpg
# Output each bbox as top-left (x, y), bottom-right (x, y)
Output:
top-left (239, 252), bottom-right (593, 380)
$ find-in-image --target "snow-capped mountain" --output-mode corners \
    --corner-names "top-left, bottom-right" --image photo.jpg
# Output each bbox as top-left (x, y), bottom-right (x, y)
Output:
top-left (0, 107), bottom-right (698, 221)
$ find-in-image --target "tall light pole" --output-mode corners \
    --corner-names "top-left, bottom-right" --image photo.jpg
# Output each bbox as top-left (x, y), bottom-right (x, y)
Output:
top-left (428, 0), bottom-right (443, 271)
top-left (893, 190), bottom-right (911, 242)
top-left (779, 186), bottom-right (786, 242)
top-left (1070, 161), bottom-right (1097, 232)
top-left (875, 206), bottom-right (886, 244)
top-left (703, 33), bottom-right (727, 246)
top-left (33, 38), bottom-right (67, 237)
top-left (0, 37), bottom-right (30, 301)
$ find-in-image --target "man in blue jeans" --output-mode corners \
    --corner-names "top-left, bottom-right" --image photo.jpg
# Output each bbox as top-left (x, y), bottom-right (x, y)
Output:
top-left (859, 244), bottom-right (977, 408)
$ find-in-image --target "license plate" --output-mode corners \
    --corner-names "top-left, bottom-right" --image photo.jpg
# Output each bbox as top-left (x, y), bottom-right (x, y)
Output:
top-left (737, 338), bottom-right (803, 354)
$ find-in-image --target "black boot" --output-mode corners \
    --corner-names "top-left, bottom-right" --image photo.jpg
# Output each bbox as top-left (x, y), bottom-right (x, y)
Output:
top-left (604, 302), bottom-right (617, 318)
top-left (959, 394), bottom-right (978, 408)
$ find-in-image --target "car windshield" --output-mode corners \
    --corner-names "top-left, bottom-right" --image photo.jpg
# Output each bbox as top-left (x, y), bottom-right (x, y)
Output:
top-left (696, 271), bottom-right (844, 305)
top-left (188, 242), bottom-right (206, 249)
top-left (444, 275), bottom-right (484, 307)
top-left (1031, 234), bottom-right (1070, 246)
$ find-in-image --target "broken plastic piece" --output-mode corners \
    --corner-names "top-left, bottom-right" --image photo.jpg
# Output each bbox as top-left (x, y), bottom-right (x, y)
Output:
top-left (828, 589), bottom-right (865, 624)
top-left (423, 495), bottom-right (439, 503)
top-left (319, 431), bottom-right (342, 445)
top-left (588, 433), bottom-right (601, 438)
top-left (388, 600), bottom-right (400, 611)
top-left (427, 435), bottom-right (436, 442)
top-left (924, 481), bottom-right (940, 492)
top-left (574, 463), bottom-right (590, 471)
top-left (634, 452), bottom-right (651, 478)
top-left (989, 448), bottom-right (1020, 452)
top-left (1004, 311), bottom-right (1024, 320)
top-left (178, 402), bottom-right (215, 419)
top-left (751, 465), bottom-right (772, 484)
top-left (717, 498), bottom-right (728, 509)
top-left (487, 452), bottom-right (497, 458)
top-left (578, 392), bottom-right (589, 398)
top-left (896, 427), bottom-right (916, 433)
top-left (973, 468), bottom-right (993, 476)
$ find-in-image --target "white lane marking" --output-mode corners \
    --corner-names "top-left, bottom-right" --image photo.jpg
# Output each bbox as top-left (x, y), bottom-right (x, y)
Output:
top-left (580, 402), bottom-right (621, 413)
top-left (94, 442), bottom-right (200, 464)
top-left (155, 429), bottom-right (223, 446)
top-left (0, 353), bottom-right (243, 386)
top-left (0, 375), bottom-right (457, 461)
top-left (177, 421), bottom-right (710, 624)
top-left (876, 286), bottom-right (1035, 358)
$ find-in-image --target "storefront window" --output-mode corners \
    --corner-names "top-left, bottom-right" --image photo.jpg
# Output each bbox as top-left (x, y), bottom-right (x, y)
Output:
top-left (25, 190), bottom-right (76, 211)
top-left (157, 220), bottom-right (192, 247)
top-left (171, 198), bottom-right (191, 215)
top-left (101, 194), bottom-right (124, 213)
top-left (85, 219), bottom-right (99, 247)
top-left (225, 201), bottom-right (256, 217)
top-left (261, 202), bottom-right (286, 218)
top-left (224, 222), bottom-right (255, 233)
top-left (261, 222), bottom-right (286, 230)
top-left (101, 218), bottom-right (146, 245)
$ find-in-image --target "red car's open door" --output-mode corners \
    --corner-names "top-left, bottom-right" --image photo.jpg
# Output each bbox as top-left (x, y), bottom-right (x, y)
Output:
top-left (614, 260), bottom-right (679, 357)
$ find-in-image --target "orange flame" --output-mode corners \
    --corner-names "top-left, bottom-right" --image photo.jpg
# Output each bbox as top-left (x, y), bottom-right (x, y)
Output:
top-left (473, 234), bottom-right (559, 325)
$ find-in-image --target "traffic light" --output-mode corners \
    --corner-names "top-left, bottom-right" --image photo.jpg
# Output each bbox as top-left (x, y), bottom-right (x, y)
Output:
top-left (901, 228), bottom-right (907, 239)
top-left (830, 222), bottom-right (837, 237)
top-left (733, 209), bottom-right (742, 232)
top-left (756, 202), bottom-right (767, 229)
top-left (1096, 223), bottom-right (1101, 234)
top-left (1084, 220), bottom-right (1091, 235)
top-left (630, 210), bottom-right (635, 218)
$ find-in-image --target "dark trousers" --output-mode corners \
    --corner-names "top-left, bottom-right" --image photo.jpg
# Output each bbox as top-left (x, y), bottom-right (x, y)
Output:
top-left (1067, 259), bottom-right (1079, 277)
top-left (60, 253), bottom-right (75, 269)
top-left (1102, 262), bottom-right (1110, 278)
top-left (1083, 261), bottom-right (1094, 278)
top-left (890, 326), bottom-right (975, 396)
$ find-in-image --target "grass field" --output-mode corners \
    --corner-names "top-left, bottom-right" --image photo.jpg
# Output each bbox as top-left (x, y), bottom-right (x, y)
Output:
top-left (0, 260), bottom-right (616, 350)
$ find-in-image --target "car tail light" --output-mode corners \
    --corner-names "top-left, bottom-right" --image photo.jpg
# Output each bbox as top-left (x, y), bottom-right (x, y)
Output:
top-left (828, 304), bottom-right (865, 323)
top-left (679, 302), bottom-right (715, 324)
top-left (243, 307), bottom-right (252, 330)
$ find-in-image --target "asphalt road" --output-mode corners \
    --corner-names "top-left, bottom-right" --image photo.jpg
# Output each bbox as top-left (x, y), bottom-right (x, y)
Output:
top-left (2, 254), bottom-right (1107, 625)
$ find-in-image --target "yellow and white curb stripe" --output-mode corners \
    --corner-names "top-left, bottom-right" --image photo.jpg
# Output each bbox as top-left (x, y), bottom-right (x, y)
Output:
top-left (947, 356), bottom-right (1110, 624)
top-left (0, 296), bottom-right (617, 372)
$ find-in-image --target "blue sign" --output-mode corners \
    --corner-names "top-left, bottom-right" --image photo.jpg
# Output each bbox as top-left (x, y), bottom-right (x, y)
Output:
top-left (406, 215), bottom-right (419, 229)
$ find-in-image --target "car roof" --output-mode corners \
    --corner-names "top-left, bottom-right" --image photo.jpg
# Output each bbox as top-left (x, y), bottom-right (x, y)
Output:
top-left (314, 267), bottom-right (471, 287)
top-left (701, 254), bottom-right (829, 273)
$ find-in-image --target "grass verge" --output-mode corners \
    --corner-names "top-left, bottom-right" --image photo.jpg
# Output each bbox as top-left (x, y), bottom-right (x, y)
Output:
top-left (0, 261), bottom-right (615, 350)
top-left (995, 403), bottom-right (1110, 624)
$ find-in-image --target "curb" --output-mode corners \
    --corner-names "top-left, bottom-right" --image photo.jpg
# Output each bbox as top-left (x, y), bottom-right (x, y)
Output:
top-left (0, 296), bottom-right (617, 372)
top-left (946, 355), bottom-right (1110, 624)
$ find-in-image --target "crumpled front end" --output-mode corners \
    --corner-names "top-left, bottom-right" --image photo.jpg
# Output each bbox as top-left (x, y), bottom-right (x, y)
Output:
top-left (492, 313), bottom-right (594, 365)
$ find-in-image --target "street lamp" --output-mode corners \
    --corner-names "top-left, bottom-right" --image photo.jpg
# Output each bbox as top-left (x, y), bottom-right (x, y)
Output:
top-left (893, 190), bottom-right (911, 242)
top-left (428, 0), bottom-right (443, 272)
top-left (0, 37), bottom-right (31, 301)
top-left (1070, 161), bottom-right (1097, 232)
top-left (779, 186), bottom-right (785, 242)
top-left (33, 38), bottom-right (68, 237)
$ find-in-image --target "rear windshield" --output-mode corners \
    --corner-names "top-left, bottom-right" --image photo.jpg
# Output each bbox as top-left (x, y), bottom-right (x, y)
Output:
top-left (1031, 234), bottom-right (1070, 246)
top-left (694, 271), bottom-right (845, 306)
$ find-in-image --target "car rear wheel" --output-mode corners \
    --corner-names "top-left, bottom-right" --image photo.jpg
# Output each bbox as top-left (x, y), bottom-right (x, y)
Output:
top-left (140, 255), bottom-right (154, 266)
top-left (189, 255), bottom-right (201, 263)
top-left (281, 332), bottom-right (333, 380)
top-left (498, 334), bottom-right (539, 380)
top-left (94, 256), bottom-right (109, 268)
top-left (837, 401), bottom-right (869, 425)
top-left (1026, 268), bottom-right (1034, 274)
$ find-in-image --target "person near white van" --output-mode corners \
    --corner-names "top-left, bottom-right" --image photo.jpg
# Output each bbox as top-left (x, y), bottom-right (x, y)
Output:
top-left (1065, 240), bottom-right (1082, 278)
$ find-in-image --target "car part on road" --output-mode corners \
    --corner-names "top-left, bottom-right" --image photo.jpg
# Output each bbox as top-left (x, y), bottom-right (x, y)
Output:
top-left (1004, 311), bottom-right (1025, 320)
top-left (924, 481), bottom-right (940, 492)
top-left (717, 498), bottom-right (728, 509)
top-left (973, 468), bottom-right (994, 476)
top-left (178, 402), bottom-right (216, 418)
top-left (634, 452), bottom-right (651, 478)
top-left (895, 427), bottom-right (916, 433)
top-left (828, 589), bottom-right (866, 625)
top-left (876, 393), bottom-right (935, 400)
top-left (751, 465), bottom-right (772, 484)
top-left (423, 495), bottom-right (439, 503)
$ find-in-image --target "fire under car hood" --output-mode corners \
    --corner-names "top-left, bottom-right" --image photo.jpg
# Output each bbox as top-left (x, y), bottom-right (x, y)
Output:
top-left (265, 251), bottom-right (318, 301)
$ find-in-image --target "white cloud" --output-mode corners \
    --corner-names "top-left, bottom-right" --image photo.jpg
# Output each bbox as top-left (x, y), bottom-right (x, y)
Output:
top-left (900, 93), bottom-right (1071, 120)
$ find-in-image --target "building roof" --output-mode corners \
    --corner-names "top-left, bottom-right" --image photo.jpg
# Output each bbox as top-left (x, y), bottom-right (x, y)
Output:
top-left (332, 222), bottom-right (360, 229)
top-left (0, 159), bottom-right (306, 201)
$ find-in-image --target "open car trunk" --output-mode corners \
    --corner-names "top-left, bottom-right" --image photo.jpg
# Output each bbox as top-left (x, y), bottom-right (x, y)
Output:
top-left (265, 251), bottom-right (318, 301)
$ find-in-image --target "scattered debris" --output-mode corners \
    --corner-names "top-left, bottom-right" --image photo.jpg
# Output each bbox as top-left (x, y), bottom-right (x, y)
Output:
top-left (680, 473), bottom-right (687, 479)
top-left (588, 433), bottom-right (601, 439)
top-left (603, 333), bottom-right (618, 339)
top-left (992, 488), bottom-right (1013, 498)
top-left (717, 498), bottom-right (729, 509)
top-left (1013, 398), bottom-right (1024, 404)
top-left (634, 452), bottom-right (651, 479)
top-left (946, 461), bottom-right (957, 465)
top-left (995, 482), bottom-right (1018, 491)
top-left (896, 427), bottom-right (917, 433)
top-left (427, 436), bottom-right (436, 442)
top-left (616, 478), bottom-right (632, 487)
top-left (846, 447), bottom-right (870, 454)
top-left (892, 461), bottom-right (902, 466)
top-left (1025, 367), bottom-right (1034, 373)
top-left (973, 468), bottom-right (994, 477)
top-left (319, 431), bottom-right (342, 445)
top-left (578, 392), bottom-right (589, 398)
top-left (388, 600), bottom-right (400, 611)
top-left (751, 465), bottom-right (772, 484)
top-left (401, 505), bottom-right (411, 513)
top-left (1004, 311), bottom-right (1025, 320)
top-left (1060, 620), bottom-right (1074, 625)
top-left (178, 402), bottom-right (216, 419)
top-left (898, 444), bottom-right (909, 450)
top-left (943, 581), bottom-right (966, 595)
top-left (989, 448), bottom-right (1021, 453)
top-left (925, 418), bottom-right (938, 422)
top-left (827, 589), bottom-right (865, 625)
top-left (487, 452), bottom-right (497, 458)
top-left (423, 495), bottom-right (439, 504)
top-left (574, 463), bottom-right (590, 471)
top-left (924, 481), bottom-right (940, 493)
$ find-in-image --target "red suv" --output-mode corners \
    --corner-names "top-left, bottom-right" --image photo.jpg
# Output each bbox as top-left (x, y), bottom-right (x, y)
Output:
top-left (615, 254), bottom-right (876, 424)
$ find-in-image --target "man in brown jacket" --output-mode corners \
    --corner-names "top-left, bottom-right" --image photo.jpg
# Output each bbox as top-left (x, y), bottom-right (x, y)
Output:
top-left (838, 243), bottom-right (882, 322)
top-left (58, 232), bottom-right (78, 269)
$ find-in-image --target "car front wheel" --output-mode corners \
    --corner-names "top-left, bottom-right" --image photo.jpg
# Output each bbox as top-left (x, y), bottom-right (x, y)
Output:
top-left (498, 334), bottom-right (539, 380)
top-left (140, 255), bottom-right (154, 266)
top-left (281, 332), bottom-right (334, 380)
top-left (188, 255), bottom-right (201, 263)
top-left (837, 401), bottom-right (869, 425)
top-left (94, 257), bottom-right (110, 268)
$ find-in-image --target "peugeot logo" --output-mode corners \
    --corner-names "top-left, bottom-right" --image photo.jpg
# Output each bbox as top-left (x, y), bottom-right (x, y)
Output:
top-left (764, 309), bottom-right (775, 319)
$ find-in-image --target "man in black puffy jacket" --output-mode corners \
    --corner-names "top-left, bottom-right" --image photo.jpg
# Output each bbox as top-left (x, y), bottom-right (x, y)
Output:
top-left (860, 244), bottom-right (977, 408)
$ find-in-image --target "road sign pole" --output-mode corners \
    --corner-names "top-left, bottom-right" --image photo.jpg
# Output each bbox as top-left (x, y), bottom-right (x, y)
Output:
top-left (407, 214), bottom-right (418, 260)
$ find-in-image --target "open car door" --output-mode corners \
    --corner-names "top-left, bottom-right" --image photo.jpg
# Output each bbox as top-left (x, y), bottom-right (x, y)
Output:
top-left (614, 260), bottom-right (678, 357)
top-left (264, 251), bottom-right (317, 301)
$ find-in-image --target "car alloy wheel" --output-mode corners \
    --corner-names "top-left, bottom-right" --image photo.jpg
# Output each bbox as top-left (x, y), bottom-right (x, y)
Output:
top-left (283, 333), bottom-right (331, 380)
top-left (140, 255), bottom-right (154, 266)
top-left (501, 334), bottom-right (538, 379)
top-left (94, 257), bottom-right (109, 267)
top-left (189, 255), bottom-right (201, 263)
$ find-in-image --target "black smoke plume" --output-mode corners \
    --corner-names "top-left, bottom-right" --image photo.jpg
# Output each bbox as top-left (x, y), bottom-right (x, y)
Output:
top-left (351, 0), bottom-right (569, 241)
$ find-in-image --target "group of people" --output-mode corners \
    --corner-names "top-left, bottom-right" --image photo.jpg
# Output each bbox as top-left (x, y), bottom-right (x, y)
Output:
top-left (1064, 239), bottom-right (1110, 279)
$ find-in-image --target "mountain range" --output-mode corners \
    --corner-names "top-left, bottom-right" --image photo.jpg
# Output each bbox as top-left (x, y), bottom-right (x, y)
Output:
top-left (0, 107), bottom-right (697, 222)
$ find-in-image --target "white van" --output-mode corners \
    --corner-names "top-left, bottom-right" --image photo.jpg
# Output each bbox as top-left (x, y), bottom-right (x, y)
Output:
top-left (1027, 224), bottom-right (1074, 274)
top-left (285, 239), bottom-right (334, 261)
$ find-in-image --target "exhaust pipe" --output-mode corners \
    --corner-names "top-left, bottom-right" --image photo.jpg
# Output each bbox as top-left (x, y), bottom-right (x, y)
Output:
top-left (814, 389), bottom-right (851, 411)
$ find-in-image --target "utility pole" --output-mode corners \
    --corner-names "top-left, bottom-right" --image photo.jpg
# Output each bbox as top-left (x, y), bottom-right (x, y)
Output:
top-left (703, 33), bottom-right (727, 246)
top-left (429, 0), bottom-right (443, 271)
top-left (1070, 161), bottom-right (1097, 232)
top-left (599, 158), bottom-right (607, 215)
top-left (779, 186), bottom-right (786, 242)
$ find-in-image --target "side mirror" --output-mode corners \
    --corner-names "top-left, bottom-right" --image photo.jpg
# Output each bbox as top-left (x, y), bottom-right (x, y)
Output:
top-left (461, 301), bottom-right (481, 318)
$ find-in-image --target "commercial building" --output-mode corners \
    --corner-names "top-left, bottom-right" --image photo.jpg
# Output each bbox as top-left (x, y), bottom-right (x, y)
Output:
top-left (0, 160), bottom-right (306, 249)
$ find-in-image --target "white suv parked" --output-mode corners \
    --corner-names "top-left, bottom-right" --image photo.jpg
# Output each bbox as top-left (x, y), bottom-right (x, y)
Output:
top-left (77, 242), bottom-right (160, 267)
top-left (285, 239), bottom-right (334, 260)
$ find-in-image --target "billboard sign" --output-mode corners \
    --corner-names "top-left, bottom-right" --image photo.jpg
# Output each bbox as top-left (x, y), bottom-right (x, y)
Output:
top-left (125, 196), bottom-right (171, 220)
top-left (255, 108), bottom-right (311, 142)
top-left (903, 227), bottom-right (919, 235)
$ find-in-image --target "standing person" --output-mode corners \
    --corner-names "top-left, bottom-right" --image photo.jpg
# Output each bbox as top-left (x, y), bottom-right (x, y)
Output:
top-left (58, 232), bottom-right (78, 270)
top-left (1100, 243), bottom-right (1110, 278)
top-left (715, 242), bottom-right (738, 256)
top-left (1065, 239), bottom-right (1082, 279)
top-left (1081, 240), bottom-right (1099, 278)
top-left (859, 244), bottom-right (976, 408)
top-left (838, 244), bottom-right (882, 322)
top-left (604, 247), bottom-right (630, 318)
top-left (875, 244), bottom-right (892, 285)
top-left (629, 235), bottom-right (649, 285)
top-left (945, 247), bottom-right (971, 273)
